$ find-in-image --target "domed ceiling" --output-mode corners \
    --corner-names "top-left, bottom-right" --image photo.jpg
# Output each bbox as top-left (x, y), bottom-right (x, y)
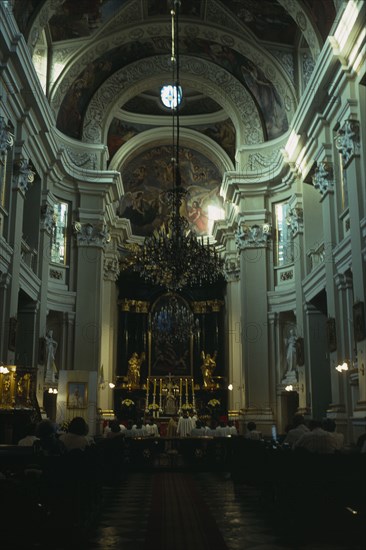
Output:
top-left (15, 0), bottom-right (336, 238)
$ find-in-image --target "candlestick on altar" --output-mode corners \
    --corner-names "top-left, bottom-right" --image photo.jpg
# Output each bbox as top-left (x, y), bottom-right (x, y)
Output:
top-left (185, 378), bottom-right (188, 402)
top-left (160, 378), bottom-right (162, 394)
top-left (153, 378), bottom-right (157, 397)
top-left (145, 377), bottom-right (150, 412)
top-left (179, 378), bottom-right (182, 395)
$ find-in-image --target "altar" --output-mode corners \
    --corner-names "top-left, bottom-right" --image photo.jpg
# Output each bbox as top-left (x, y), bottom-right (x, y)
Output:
top-left (113, 373), bottom-right (227, 423)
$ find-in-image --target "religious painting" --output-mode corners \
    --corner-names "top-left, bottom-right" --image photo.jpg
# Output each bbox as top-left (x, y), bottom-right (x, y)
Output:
top-left (326, 317), bottom-right (337, 352)
top-left (67, 382), bottom-right (88, 409)
top-left (107, 119), bottom-right (146, 160)
top-left (119, 145), bottom-right (223, 238)
top-left (149, 294), bottom-right (193, 377)
top-left (353, 302), bottom-right (366, 342)
top-left (49, 0), bottom-right (127, 42)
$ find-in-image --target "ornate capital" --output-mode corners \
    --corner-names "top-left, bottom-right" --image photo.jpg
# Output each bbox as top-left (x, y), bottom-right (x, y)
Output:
top-left (0, 117), bottom-right (14, 156)
top-left (103, 255), bottom-right (120, 282)
top-left (12, 159), bottom-right (35, 193)
top-left (312, 161), bottom-right (334, 195)
top-left (73, 221), bottom-right (111, 249)
top-left (235, 223), bottom-right (272, 251)
top-left (286, 207), bottom-right (303, 236)
top-left (40, 203), bottom-right (55, 233)
top-left (336, 119), bottom-right (360, 167)
top-left (224, 255), bottom-right (240, 281)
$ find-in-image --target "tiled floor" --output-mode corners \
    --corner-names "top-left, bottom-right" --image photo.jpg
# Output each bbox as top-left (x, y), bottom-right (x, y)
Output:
top-left (86, 471), bottom-right (365, 550)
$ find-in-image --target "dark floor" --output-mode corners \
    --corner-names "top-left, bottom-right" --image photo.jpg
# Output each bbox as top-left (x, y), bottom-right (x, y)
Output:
top-left (85, 472), bottom-right (364, 550)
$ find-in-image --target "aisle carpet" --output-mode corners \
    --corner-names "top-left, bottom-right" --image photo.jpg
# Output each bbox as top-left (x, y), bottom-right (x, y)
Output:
top-left (144, 472), bottom-right (228, 550)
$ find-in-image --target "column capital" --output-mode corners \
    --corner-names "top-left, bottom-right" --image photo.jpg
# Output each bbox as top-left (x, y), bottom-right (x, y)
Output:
top-left (73, 221), bottom-right (111, 250)
top-left (224, 254), bottom-right (240, 282)
top-left (235, 223), bottom-right (271, 252)
top-left (12, 158), bottom-right (35, 194)
top-left (0, 116), bottom-right (14, 156)
top-left (336, 119), bottom-right (360, 168)
top-left (312, 161), bottom-right (334, 196)
top-left (103, 254), bottom-right (120, 282)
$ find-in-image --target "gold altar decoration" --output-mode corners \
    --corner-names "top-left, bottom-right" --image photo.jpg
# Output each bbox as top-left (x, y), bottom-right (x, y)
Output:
top-left (145, 375), bottom-right (196, 415)
top-left (119, 299), bottom-right (149, 313)
top-left (201, 351), bottom-right (217, 389)
top-left (127, 352), bottom-right (145, 388)
top-left (0, 365), bottom-right (33, 409)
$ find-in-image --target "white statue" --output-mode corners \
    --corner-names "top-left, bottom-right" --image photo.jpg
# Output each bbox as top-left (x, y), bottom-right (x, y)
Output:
top-left (285, 329), bottom-right (297, 373)
top-left (45, 330), bottom-right (58, 384)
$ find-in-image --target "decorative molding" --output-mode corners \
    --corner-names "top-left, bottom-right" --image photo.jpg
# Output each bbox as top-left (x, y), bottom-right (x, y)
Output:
top-left (336, 119), bottom-right (360, 168)
top-left (224, 255), bottom-right (240, 282)
top-left (103, 255), bottom-right (120, 282)
top-left (73, 222), bottom-right (111, 249)
top-left (312, 161), bottom-right (334, 195)
top-left (235, 223), bottom-right (272, 251)
top-left (40, 203), bottom-right (55, 233)
top-left (65, 148), bottom-right (97, 169)
top-left (0, 116), bottom-right (14, 156)
top-left (82, 55), bottom-right (263, 145)
top-left (12, 159), bottom-right (35, 193)
top-left (286, 206), bottom-right (303, 236)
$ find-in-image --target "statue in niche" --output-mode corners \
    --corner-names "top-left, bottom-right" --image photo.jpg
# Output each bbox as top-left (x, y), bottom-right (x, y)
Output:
top-left (201, 350), bottom-right (217, 388)
top-left (127, 352), bottom-right (145, 388)
top-left (285, 328), bottom-right (297, 375)
top-left (45, 330), bottom-right (58, 384)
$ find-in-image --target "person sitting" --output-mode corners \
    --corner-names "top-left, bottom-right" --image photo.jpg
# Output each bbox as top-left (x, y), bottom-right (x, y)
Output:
top-left (18, 423), bottom-right (39, 446)
top-left (322, 418), bottom-right (344, 450)
top-left (215, 420), bottom-right (231, 437)
top-left (124, 419), bottom-right (135, 437)
top-left (105, 420), bottom-right (123, 439)
top-left (145, 417), bottom-right (159, 437)
top-left (132, 418), bottom-right (147, 437)
top-left (59, 416), bottom-right (93, 452)
top-left (293, 419), bottom-right (339, 453)
top-left (245, 421), bottom-right (262, 440)
top-left (191, 420), bottom-right (207, 437)
top-left (34, 419), bottom-right (65, 455)
top-left (227, 420), bottom-right (238, 436)
top-left (283, 414), bottom-right (309, 447)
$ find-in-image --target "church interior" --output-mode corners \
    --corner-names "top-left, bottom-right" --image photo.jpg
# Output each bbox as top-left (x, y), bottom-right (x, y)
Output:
top-left (0, 0), bottom-right (365, 548)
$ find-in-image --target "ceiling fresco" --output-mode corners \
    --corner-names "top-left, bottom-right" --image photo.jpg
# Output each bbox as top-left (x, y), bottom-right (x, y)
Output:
top-left (10, 0), bottom-right (337, 242)
top-left (57, 36), bottom-right (288, 140)
top-left (107, 118), bottom-right (236, 163)
top-left (118, 146), bottom-right (223, 238)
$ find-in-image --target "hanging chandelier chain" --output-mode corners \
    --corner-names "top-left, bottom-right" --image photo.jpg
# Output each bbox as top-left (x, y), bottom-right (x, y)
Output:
top-left (121, 0), bottom-right (224, 291)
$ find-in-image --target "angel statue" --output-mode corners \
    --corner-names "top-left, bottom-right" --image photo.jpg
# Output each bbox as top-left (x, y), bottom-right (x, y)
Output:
top-left (127, 351), bottom-right (145, 388)
top-left (201, 350), bottom-right (217, 389)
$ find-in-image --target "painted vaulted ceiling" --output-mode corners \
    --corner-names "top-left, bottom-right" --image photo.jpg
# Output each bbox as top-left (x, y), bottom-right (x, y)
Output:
top-left (14, 0), bottom-right (336, 238)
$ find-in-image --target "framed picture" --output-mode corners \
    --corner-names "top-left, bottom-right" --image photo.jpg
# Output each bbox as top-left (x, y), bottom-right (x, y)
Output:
top-left (353, 302), bottom-right (366, 342)
top-left (67, 382), bottom-right (87, 408)
top-left (326, 317), bottom-right (337, 352)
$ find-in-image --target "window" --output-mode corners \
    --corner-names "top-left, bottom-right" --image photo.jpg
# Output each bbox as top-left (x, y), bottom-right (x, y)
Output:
top-left (160, 85), bottom-right (182, 109)
top-left (51, 201), bottom-right (68, 264)
top-left (274, 202), bottom-right (293, 266)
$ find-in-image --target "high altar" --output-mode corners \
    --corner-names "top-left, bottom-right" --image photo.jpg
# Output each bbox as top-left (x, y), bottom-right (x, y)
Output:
top-left (113, 286), bottom-right (227, 420)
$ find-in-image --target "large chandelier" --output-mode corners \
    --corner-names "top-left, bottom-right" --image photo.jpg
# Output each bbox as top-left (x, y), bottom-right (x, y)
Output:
top-left (151, 294), bottom-right (195, 345)
top-left (122, 1), bottom-right (224, 291)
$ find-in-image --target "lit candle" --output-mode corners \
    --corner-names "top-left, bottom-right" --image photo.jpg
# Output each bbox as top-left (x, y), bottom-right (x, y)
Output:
top-left (160, 378), bottom-right (162, 394)
top-left (191, 378), bottom-right (194, 393)
top-left (146, 378), bottom-right (149, 393)
top-left (186, 378), bottom-right (188, 397)
top-left (180, 378), bottom-right (182, 394)
top-left (153, 378), bottom-right (157, 396)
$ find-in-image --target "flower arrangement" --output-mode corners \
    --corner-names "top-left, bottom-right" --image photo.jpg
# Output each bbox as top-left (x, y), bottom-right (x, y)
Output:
top-left (208, 399), bottom-right (220, 408)
top-left (181, 403), bottom-right (193, 410)
top-left (122, 399), bottom-right (135, 407)
top-left (148, 403), bottom-right (159, 410)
